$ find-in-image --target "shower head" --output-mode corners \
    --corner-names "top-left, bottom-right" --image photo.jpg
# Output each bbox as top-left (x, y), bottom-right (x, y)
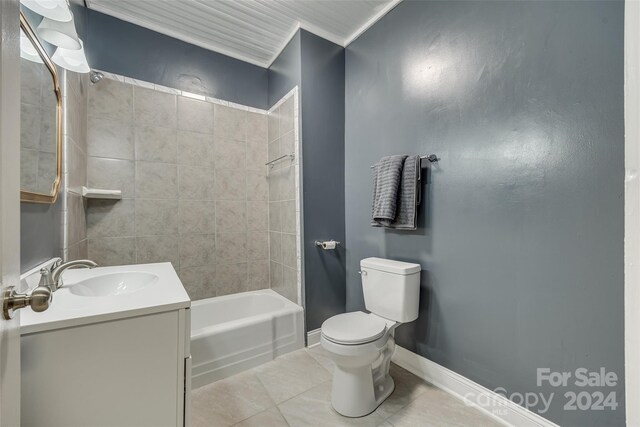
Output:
top-left (90, 71), bottom-right (104, 84)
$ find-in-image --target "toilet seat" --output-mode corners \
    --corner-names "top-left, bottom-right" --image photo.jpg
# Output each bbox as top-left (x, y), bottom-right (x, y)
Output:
top-left (321, 311), bottom-right (389, 345)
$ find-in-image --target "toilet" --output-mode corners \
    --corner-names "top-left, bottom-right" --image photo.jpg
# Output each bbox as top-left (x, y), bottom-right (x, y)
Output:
top-left (320, 257), bottom-right (421, 417)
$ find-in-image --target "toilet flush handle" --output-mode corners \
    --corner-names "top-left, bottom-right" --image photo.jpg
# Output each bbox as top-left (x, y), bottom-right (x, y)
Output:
top-left (357, 270), bottom-right (367, 276)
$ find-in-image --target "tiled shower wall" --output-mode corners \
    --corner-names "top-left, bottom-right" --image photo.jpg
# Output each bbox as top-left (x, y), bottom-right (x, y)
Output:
top-left (267, 92), bottom-right (300, 303)
top-left (62, 70), bottom-right (88, 261)
top-left (84, 77), bottom-right (271, 300)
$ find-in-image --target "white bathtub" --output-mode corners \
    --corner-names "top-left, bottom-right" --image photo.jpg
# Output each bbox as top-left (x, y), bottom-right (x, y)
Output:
top-left (190, 289), bottom-right (304, 388)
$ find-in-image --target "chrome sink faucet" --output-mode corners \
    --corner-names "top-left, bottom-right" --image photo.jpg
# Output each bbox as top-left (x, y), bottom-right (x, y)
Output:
top-left (41, 258), bottom-right (99, 292)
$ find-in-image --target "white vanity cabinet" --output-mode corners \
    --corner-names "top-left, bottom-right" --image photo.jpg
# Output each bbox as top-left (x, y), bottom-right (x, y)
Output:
top-left (20, 262), bottom-right (191, 427)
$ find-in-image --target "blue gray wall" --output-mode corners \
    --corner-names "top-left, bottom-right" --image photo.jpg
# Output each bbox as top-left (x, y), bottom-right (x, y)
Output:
top-left (344, 1), bottom-right (624, 426)
top-left (268, 29), bottom-right (346, 331)
top-left (73, 6), bottom-right (269, 109)
top-left (20, 201), bottom-right (62, 272)
top-left (268, 32), bottom-right (301, 107)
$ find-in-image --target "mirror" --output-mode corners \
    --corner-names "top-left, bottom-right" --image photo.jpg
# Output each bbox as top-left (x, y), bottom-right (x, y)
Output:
top-left (19, 11), bottom-right (62, 204)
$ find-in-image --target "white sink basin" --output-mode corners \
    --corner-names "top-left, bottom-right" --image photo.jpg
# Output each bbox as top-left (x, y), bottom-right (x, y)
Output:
top-left (69, 272), bottom-right (159, 297)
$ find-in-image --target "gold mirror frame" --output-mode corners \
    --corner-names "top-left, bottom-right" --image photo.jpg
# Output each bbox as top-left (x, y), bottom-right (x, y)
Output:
top-left (19, 11), bottom-right (63, 204)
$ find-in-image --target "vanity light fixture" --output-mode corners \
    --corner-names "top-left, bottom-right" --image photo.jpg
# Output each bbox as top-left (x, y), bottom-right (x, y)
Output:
top-left (52, 39), bottom-right (90, 73)
top-left (20, 28), bottom-right (43, 63)
top-left (21, 0), bottom-right (72, 22)
top-left (37, 15), bottom-right (81, 50)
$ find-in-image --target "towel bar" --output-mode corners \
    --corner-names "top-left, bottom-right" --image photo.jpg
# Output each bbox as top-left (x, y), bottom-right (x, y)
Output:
top-left (265, 154), bottom-right (294, 167)
top-left (369, 154), bottom-right (438, 169)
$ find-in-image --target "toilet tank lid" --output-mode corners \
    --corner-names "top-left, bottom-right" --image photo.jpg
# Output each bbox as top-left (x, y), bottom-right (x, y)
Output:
top-left (360, 258), bottom-right (421, 275)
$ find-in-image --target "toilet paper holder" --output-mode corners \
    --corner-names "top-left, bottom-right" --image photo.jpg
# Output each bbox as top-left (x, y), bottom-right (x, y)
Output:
top-left (315, 240), bottom-right (340, 250)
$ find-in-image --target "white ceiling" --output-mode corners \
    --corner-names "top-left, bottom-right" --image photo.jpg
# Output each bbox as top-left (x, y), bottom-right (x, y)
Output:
top-left (83, 0), bottom-right (401, 67)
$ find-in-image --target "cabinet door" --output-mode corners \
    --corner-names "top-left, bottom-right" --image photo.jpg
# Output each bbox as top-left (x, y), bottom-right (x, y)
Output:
top-left (22, 311), bottom-right (181, 427)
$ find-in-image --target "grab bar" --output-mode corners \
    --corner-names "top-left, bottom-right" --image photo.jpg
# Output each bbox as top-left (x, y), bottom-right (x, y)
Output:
top-left (265, 154), bottom-right (294, 167)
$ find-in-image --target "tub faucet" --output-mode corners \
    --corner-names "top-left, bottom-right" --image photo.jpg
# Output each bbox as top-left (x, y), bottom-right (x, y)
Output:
top-left (41, 258), bottom-right (99, 292)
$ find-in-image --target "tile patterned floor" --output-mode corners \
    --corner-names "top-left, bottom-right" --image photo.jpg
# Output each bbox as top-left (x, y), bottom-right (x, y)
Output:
top-left (191, 347), bottom-right (503, 427)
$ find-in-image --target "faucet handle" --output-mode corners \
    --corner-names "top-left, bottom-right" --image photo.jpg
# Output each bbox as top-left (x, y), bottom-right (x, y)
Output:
top-left (38, 267), bottom-right (55, 292)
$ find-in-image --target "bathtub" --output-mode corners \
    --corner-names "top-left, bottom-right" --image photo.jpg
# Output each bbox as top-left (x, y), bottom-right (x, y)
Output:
top-left (190, 289), bottom-right (304, 389)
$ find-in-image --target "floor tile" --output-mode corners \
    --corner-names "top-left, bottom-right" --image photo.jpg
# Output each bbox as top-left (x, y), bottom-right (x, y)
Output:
top-left (375, 364), bottom-right (432, 419)
top-left (191, 371), bottom-right (275, 427)
top-left (385, 385), bottom-right (503, 427)
top-left (254, 349), bottom-right (331, 403)
top-left (232, 407), bottom-right (289, 427)
top-left (278, 382), bottom-right (385, 427)
top-left (305, 345), bottom-right (335, 373)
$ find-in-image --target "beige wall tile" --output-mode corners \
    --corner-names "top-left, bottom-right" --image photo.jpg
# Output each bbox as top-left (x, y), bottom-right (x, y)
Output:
top-left (214, 140), bottom-right (246, 169)
top-left (88, 237), bottom-right (136, 266)
top-left (216, 232), bottom-right (247, 262)
top-left (178, 265), bottom-right (216, 300)
top-left (87, 116), bottom-right (134, 159)
top-left (88, 157), bottom-right (135, 198)
top-left (136, 235), bottom-right (179, 268)
top-left (246, 141), bottom-right (268, 171)
top-left (178, 165), bottom-right (215, 200)
top-left (246, 112), bottom-right (267, 144)
top-left (135, 199), bottom-right (179, 235)
top-left (279, 96), bottom-right (294, 136)
top-left (269, 261), bottom-right (283, 293)
top-left (177, 130), bottom-right (214, 166)
top-left (281, 233), bottom-right (297, 269)
top-left (269, 202), bottom-right (281, 232)
top-left (87, 199), bottom-right (135, 238)
top-left (134, 86), bottom-right (177, 128)
top-left (179, 234), bottom-right (215, 268)
top-left (267, 110), bottom-right (279, 143)
top-left (248, 260), bottom-right (269, 291)
top-left (248, 232), bottom-right (269, 261)
top-left (247, 170), bottom-right (268, 201)
top-left (135, 125), bottom-right (177, 163)
top-left (216, 262), bottom-right (248, 296)
top-left (179, 200), bottom-right (215, 234)
top-left (269, 232), bottom-right (282, 263)
top-left (215, 169), bottom-right (246, 200)
top-left (135, 161), bottom-right (178, 199)
top-left (247, 201), bottom-right (268, 232)
top-left (67, 192), bottom-right (86, 245)
top-left (178, 96), bottom-right (214, 134)
top-left (88, 78), bottom-right (133, 122)
top-left (215, 200), bottom-right (246, 232)
top-left (214, 104), bottom-right (246, 142)
top-left (280, 200), bottom-right (296, 234)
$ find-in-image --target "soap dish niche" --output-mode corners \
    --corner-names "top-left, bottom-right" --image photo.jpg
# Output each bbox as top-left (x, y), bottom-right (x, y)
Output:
top-left (82, 186), bottom-right (122, 200)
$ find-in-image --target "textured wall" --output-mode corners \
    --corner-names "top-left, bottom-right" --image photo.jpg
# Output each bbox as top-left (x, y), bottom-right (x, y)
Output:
top-left (268, 92), bottom-right (299, 303)
top-left (63, 70), bottom-right (89, 261)
top-left (73, 6), bottom-right (269, 110)
top-left (344, 2), bottom-right (624, 426)
top-left (85, 77), bottom-right (270, 299)
top-left (299, 30), bottom-right (346, 331)
top-left (267, 29), bottom-right (346, 331)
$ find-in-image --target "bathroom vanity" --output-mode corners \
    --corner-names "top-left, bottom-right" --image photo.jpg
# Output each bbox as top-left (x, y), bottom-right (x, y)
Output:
top-left (20, 262), bottom-right (191, 427)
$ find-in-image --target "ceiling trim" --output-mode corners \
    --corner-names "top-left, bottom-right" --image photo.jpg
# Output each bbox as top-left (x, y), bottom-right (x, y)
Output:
top-left (344, 0), bottom-right (403, 46)
top-left (85, 0), bottom-right (404, 69)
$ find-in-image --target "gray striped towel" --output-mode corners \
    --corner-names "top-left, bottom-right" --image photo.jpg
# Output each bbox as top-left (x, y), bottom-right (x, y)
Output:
top-left (371, 155), bottom-right (408, 227)
top-left (387, 155), bottom-right (419, 230)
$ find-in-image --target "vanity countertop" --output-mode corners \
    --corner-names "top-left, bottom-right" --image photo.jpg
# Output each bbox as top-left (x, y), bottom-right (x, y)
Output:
top-left (21, 262), bottom-right (190, 335)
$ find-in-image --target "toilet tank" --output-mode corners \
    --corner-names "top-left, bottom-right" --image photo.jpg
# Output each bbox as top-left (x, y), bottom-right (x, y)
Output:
top-left (361, 257), bottom-right (421, 323)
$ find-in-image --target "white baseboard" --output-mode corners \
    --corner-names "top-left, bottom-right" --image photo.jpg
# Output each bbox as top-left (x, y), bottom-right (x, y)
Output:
top-left (307, 328), bottom-right (321, 347)
top-left (392, 346), bottom-right (559, 427)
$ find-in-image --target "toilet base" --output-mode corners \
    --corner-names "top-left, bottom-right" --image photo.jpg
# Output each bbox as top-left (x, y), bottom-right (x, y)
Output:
top-left (328, 335), bottom-right (397, 418)
top-left (331, 369), bottom-right (395, 418)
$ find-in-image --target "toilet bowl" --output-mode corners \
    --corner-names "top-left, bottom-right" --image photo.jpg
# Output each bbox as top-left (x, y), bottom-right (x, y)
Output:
top-left (321, 311), bottom-right (399, 417)
top-left (320, 258), bottom-right (421, 417)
